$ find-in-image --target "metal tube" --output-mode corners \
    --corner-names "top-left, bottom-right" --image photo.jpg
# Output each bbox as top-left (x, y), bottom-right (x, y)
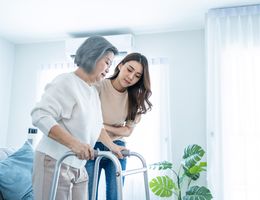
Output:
top-left (122, 168), bottom-right (147, 176)
top-left (91, 151), bottom-right (123, 200)
top-left (91, 156), bottom-right (102, 200)
top-left (49, 151), bottom-right (75, 200)
top-left (127, 152), bottom-right (151, 200)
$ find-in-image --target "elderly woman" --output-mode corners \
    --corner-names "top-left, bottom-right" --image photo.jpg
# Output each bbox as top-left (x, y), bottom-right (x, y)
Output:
top-left (31, 36), bottom-right (125, 200)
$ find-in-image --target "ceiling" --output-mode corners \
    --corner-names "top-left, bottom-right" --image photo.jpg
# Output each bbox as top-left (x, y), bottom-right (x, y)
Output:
top-left (0, 0), bottom-right (259, 44)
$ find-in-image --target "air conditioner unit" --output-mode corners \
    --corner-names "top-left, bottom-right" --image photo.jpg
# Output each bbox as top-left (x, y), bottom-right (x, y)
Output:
top-left (65, 34), bottom-right (134, 61)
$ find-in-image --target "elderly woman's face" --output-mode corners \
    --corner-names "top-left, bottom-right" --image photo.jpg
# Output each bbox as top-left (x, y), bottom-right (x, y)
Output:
top-left (92, 51), bottom-right (114, 81)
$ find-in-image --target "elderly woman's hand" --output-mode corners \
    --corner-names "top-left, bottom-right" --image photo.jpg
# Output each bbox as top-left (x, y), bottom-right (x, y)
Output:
top-left (70, 142), bottom-right (94, 160)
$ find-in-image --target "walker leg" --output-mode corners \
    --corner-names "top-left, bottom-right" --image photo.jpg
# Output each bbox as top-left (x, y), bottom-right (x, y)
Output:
top-left (91, 156), bottom-right (102, 200)
top-left (136, 152), bottom-right (150, 200)
top-left (121, 151), bottom-right (151, 200)
top-left (91, 151), bottom-right (123, 200)
top-left (48, 152), bottom-right (75, 200)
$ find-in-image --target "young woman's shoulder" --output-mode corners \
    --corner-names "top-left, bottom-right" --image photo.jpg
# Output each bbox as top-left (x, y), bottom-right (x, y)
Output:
top-left (94, 78), bottom-right (110, 93)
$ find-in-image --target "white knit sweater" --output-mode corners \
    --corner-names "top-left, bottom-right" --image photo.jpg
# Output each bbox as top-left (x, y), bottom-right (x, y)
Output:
top-left (31, 72), bottom-right (103, 168)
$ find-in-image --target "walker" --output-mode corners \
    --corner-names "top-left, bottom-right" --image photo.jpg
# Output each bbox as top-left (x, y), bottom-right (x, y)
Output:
top-left (49, 150), bottom-right (150, 200)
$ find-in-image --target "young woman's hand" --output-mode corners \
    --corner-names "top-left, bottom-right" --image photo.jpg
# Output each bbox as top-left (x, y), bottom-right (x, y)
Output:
top-left (109, 143), bottom-right (127, 159)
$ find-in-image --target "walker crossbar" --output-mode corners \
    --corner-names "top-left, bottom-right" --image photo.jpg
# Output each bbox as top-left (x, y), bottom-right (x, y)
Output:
top-left (122, 168), bottom-right (147, 176)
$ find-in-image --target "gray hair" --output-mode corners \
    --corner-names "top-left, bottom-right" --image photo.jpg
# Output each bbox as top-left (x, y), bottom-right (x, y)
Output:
top-left (74, 36), bottom-right (118, 73)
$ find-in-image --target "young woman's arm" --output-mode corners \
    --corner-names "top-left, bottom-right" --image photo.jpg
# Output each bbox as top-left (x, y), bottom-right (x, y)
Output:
top-left (98, 128), bottom-right (126, 158)
top-left (104, 124), bottom-right (134, 137)
top-left (104, 114), bottom-right (141, 138)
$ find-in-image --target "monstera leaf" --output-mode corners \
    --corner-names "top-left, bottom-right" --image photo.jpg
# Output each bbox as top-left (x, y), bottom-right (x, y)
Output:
top-left (183, 186), bottom-right (213, 200)
top-left (149, 161), bottom-right (173, 170)
top-left (182, 144), bottom-right (205, 168)
top-left (188, 162), bottom-right (207, 174)
top-left (182, 145), bottom-right (206, 179)
top-left (149, 175), bottom-right (177, 197)
top-left (183, 168), bottom-right (200, 181)
top-left (183, 161), bottom-right (206, 180)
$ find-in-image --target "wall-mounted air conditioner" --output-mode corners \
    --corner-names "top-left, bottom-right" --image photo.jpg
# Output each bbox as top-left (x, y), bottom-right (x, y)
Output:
top-left (65, 34), bottom-right (134, 61)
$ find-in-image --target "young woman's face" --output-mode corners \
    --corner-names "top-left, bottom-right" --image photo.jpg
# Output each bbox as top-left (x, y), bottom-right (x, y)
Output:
top-left (118, 60), bottom-right (143, 88)
top-left (92, 52), bottom-right (114, 81)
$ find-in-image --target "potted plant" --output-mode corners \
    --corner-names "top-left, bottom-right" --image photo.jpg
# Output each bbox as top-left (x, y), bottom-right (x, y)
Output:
top-left (149, 144), bottom-right (213, 200)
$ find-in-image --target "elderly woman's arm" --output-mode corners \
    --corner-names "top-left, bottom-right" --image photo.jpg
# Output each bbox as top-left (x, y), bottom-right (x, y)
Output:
top-left (48, 125), bottom-right (94, 160)
top-left (31, 77), bottom-right (94, 160)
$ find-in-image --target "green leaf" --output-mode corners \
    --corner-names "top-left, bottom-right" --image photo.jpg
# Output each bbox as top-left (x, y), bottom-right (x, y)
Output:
top-left (183, 186), bottom-right (213, 200)
top-left (188, 163), bottom-right (206, 175)
top-left (184, 167), bottom-right (200, 181)
top-left (182, 144), bottom-right (205, 169)
top-left (149, 161), bottom-right (173, 170)
top-left (199, 162), bottom-right (207, 167)
top-left (182, 145), bottom-right (206, 180)
top-left (149, 175), bottom-right (177, 197)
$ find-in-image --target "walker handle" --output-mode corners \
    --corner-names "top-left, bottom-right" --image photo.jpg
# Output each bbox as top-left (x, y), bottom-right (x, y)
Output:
top-left (121, 149), bottom-right (130, 157)
top-left (94, 149), bottom-right (130, 158)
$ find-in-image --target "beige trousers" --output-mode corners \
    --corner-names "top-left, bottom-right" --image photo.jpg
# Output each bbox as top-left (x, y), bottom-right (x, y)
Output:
top-left (32, 151), bottom-right (88, 200)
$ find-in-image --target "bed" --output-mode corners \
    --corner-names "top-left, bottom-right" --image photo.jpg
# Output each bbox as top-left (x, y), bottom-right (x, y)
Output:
top-left (0, 141), bottom-right (34, 200)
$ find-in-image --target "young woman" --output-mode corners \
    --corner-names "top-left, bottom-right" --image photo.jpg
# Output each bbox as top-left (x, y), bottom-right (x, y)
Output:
top-left (85, 52), bottom-right (152, 200)
top-left (31, 36), bottom-right (125, 200)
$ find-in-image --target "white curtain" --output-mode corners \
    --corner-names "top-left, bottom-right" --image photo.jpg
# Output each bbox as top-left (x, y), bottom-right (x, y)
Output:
top-left (206, 5), bottom-right (260, 200)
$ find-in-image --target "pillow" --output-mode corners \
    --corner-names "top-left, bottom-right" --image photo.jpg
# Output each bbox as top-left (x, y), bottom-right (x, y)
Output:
top-left (0, 148), bottom-right (15, 161)
top-left (0, 141), bottom-right (34, 200)
top-left (0, 191), bottom-right (3, 200)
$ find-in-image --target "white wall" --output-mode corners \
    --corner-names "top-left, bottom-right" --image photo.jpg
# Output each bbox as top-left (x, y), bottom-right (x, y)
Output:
top-left (0, 38), bottom-right (15, 147)
top-left (7, 41), bottom-right (67, 148)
